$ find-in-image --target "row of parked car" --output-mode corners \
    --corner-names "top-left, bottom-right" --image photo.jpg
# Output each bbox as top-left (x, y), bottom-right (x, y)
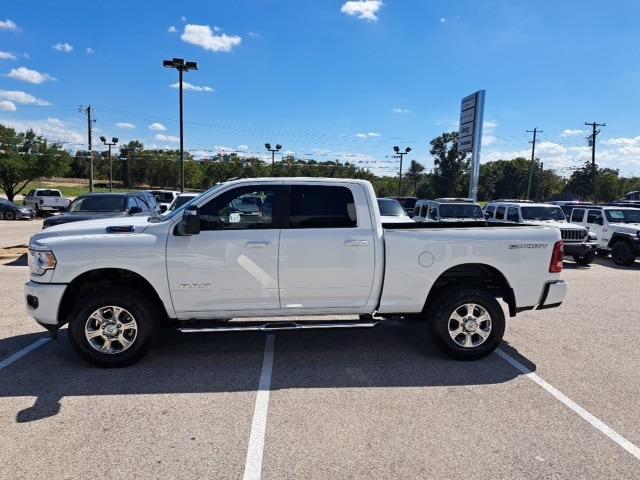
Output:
top-left (378, 196), bottom-right (640, 266)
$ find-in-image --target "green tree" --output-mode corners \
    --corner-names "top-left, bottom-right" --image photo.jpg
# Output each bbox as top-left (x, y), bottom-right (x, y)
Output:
top-left (430, 131), bottom-right (469, 197)
top-left (565, 162), bottom-right (621, 202)
top-left (405, 160), bottom-right (425, 195)
top-left (0, 125), bottom-right (70, 202)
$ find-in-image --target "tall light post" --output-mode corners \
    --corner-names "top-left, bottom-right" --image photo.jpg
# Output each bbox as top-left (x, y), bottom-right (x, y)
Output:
top-left (265, 143), bottom-right (282, 176)
top-left (163, 57), bottom-right (198, 192)
top-left (393, 146), bottom-right (412, 195)
top-left (100, 136), bottom-right (118, 192)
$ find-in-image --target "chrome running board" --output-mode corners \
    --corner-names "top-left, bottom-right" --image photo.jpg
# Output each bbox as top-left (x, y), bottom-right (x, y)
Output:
top-left (178, 319), bottom-right (380, 333)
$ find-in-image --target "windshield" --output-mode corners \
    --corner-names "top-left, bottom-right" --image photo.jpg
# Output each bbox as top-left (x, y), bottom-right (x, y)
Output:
top-left (521, 206), bottom-right (566, 221)
top-left (439, 204), bottom-right (484, 219)
top-left (36, 190), bottom-right (61, 197)
top-left (605, 209), bottom-right (640, 223)
top-left (378, 199), bottom-right (407, 216)
top-left (150, 191), bottom-right (176, 203)
top-left (170, 195), bottom-right (198, 211)
top-left (69, 195), bottom-right (126, 212)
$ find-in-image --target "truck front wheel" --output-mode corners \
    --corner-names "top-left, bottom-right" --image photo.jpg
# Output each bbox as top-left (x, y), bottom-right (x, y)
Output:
top-left (612, 241), bottom-right (636, 266)
top-left (68, 287), bottom-right (157, 367)
top-left (429, 288), bottom-right (505, 360)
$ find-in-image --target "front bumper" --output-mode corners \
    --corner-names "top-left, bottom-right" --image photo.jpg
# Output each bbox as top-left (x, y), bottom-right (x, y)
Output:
top-left (15, 210), bottom-right (34, 220)
top-left (24, 281), bottom-right (67, 326)
top-left (563, 240), bottom-right (598, 256)
top-left (537, 280), bottom-right (567, 310)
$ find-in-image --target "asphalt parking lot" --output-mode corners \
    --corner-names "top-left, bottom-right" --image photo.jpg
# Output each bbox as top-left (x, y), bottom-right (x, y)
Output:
top-left (1, 220), bottom-right (639, 479)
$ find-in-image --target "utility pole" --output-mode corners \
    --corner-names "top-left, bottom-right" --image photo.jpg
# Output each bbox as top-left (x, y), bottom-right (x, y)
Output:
top-left (585, 121), bottom-right (606, 204)
top-left (526, 128), bottom-right (542, 200)
top-left (393, 146), bottom-right (412, 195)
top-left (535, 162), bottom-right (544, 201)
top-left (80, 105), bottom-right (95, 192)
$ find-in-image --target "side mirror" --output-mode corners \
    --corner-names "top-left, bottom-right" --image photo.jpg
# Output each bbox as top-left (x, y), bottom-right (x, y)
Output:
top-left (129, 206), bottom-right (142, 215)
top-left (176, 205), bottom-right (200, 236)
top-left (160, 205), bottom-right (168, 213)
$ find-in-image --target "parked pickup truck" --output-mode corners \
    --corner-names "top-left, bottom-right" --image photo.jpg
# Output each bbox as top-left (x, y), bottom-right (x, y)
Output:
top-left (25, 178), bottom-right (567, 367)
top-left (23, 188), bottom-right (71, 216)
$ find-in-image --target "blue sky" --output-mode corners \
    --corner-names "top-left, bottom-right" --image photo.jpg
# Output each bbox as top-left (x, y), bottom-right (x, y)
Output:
top-left (2, 0), bottom-right (640, 176)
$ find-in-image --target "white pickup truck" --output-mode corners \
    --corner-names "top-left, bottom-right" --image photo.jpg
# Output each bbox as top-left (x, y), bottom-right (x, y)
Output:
top-left (23, 188), bottom-right (71, 216)
top-left (25, 178), bottom-right (567, 367)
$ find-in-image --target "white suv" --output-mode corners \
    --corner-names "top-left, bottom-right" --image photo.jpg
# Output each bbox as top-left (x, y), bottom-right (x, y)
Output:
top-left (484, 201), bottom-right (598, 265)
top-left (414, 198), bottom-right (485, 223)
top-left (569, 205), bottom-right (640, 265)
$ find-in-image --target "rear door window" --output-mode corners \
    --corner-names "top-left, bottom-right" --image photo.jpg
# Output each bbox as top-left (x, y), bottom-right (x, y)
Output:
top-left (507, 207), bottom-right (519, 222)
top-left (288, 185), bottom-right (357, 228)
top-left (587, 209), bottom-right (602, 224)
top-left (495, 206), bottom-right (505, 220)
top-left (571, 209), bottom-right (585, 223)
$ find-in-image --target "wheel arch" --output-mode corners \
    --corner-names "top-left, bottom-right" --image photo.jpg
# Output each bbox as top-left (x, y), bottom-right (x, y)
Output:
top-left (607, 232), bottom-right (635, 248)
top-left (58, 268), bottom-right (169, 326)
top-left (423, 263), bottom-right (516, 317)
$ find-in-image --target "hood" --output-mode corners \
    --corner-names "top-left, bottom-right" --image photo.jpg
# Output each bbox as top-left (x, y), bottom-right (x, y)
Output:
top-left (43, 211), bottom-right (127, 228)
top-left (522, 219), bottom-right (584, 230)
top-left (610, 222), bottom-right (640, 233)
top-left (381, 215), bottom-right (414, 223)
top-left (31, 215), bottom-right (153, 246)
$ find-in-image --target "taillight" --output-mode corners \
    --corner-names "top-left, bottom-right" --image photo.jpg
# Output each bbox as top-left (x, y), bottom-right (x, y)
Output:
top-left (549, 240), bottom-right (564, 273)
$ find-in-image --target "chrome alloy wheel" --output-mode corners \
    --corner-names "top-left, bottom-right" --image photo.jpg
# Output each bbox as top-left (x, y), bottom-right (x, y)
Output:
top-left (448, 303), bottom-right (492, 348)
top-left (84, 306), bottom-right (138, 354)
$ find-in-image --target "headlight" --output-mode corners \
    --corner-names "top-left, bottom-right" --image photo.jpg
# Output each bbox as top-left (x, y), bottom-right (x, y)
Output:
top-left (588, 232), bottom-right (597, 241)
top-left (28, 247), bottom-right (57, 275)
top-left (19, 207), bottom-right (31, 213)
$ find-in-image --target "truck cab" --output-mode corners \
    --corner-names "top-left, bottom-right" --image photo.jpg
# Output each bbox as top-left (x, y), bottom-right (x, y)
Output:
top-left (569, 205), bottom-right (640, 265)
top-left (484, 200), bottom-right (598, 265)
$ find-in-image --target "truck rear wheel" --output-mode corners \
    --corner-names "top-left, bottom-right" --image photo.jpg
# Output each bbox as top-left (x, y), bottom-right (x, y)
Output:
top-left (429, 288), bottom-right (505, 360)
top-left (612, 241), bottom-right (636, 266)
top-left (68, 287), bottom-right (157, 367)
top-left (573, 251), bottom-right (595, 265)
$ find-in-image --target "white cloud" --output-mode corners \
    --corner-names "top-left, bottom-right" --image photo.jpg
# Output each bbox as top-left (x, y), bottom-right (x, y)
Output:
top-left (115, 122), bottom-right (136, 129)
top-left (52, 43), bottom-right (74, 53)
top-left (355, 132), bottom-right (380, 138)
top-left (0, 90), bottom-right (50, 105)
top-left (156, 134), bottom-right (179, 143)
top-left (0, 117), bottom-right (84, 145)
top-left (561, 128), bottom-right (584, 137)
top-left (148, 122), bottom-right (167, 131)
top-left (440, 17), bottom-right (446, 23)
top-left (0, 19), bottom-right (18, 31)
top-left (248, 32), bottom-right (260, 38)
top-left (367, 132), bottom-right (380, 137)
top-left (181, 16), bottom-right (187, 22)
top-left (481, 121), bottom-right (497, 146)
top-left (0, 100), bottom-right (16, 111)
top-left (168, 25), bottom-right (177, 33)
top-left (7, 67), bottom-right (57, 84)
top-left (237, 144), bottom-right (249, 151)
top-left (86, 47), bottom-right (95, 54)
top-left (355, 133), bottom-right (367, 138)
top-left (169, 81), bottom-right (214, 92)
top-left (181, 24), bottom-right (242, 52)
top-left (602, 136), bottom-right (640, 146)
top-left (392, 107), bottom-right (410, 113)
top-left (341, 1), bottom-right (383, 21)
top-left (0, 51), bottom-right (16, 60)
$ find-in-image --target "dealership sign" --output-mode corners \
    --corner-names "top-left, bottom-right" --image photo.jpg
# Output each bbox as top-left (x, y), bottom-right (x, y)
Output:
top-left (459, 90), bottom-right (486, 200)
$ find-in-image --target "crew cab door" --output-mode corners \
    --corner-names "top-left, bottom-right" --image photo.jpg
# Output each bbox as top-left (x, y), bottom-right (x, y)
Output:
top-left (166, 184), bottom-right (284, 314)
top-left (278, 183), bottom-right (375, 309)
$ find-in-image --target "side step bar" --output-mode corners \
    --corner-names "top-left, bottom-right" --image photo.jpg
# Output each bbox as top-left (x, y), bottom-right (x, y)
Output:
top-left (178, 319), bottom-right (380, 333)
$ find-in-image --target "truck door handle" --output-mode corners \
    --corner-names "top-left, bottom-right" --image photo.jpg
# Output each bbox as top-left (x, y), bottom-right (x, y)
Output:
top-left (344, 240), bottom-right (369, 247)
top-left (245, 241), bottom-right (271, 248)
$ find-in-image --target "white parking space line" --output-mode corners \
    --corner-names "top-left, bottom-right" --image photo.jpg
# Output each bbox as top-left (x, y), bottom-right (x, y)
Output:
top-left (243, 334), bottom-right (275, 480)
top-left (0, 337), bottom-right (50, 370)
top-left (497, 347), bottom-right (640, 461)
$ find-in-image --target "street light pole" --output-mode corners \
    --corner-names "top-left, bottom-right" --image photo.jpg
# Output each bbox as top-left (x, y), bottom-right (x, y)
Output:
top-left (393, 146), bottom-right (412, 195)
top-left (265, 143), bottom-right (282, 176)
top-left (163, 58), bottom-right (198, 193)
top-left (100, 136), bottom-right (118, 192)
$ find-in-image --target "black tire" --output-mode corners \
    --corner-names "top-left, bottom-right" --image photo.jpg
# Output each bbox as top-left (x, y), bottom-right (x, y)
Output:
top-left (3, 210), bottom-right (15, 220)
top-left (428, 288), bottom-right (505, 360)
top-left (573, 251), bottom-right (595, 265)
top-left (596, 249), bottom-right (609, 257)
top-left (68, 287), bottom-right (158, 367)
top-left (612, 241), bottom-right (636, 266)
